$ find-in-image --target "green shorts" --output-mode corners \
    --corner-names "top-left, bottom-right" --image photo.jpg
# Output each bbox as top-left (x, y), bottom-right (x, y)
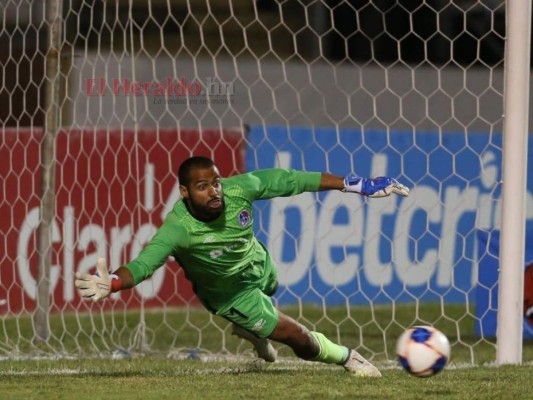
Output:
top-left (216, 252), bottom-right (279, 339)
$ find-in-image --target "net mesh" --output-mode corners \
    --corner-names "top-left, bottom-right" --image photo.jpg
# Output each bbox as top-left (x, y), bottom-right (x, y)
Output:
top-left (1, 0), bottom-right (526, 365)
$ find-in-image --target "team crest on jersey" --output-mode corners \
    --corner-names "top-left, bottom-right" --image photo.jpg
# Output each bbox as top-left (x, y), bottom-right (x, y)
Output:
top-left (238, 209), bottom-right (252, 228)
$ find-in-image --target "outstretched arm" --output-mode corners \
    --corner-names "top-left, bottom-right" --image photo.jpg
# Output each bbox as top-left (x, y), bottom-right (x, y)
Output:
top-left (319, 172), bottom-right (409, 197)
top-left (243, 169), bottom-right (408, 200)
top-left (75, 217), bottom-right (179, 301)
top-left (318, 173), bottom-right (345, 190)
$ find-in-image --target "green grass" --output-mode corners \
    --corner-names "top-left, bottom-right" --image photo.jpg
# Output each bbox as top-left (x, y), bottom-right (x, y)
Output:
top-left (0, 358), bottom-right (531, 400)
top-left (1, 303), bottom-right (533, 399)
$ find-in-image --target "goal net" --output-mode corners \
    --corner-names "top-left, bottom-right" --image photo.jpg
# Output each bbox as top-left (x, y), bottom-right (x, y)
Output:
top-left (1, 0), bottom-right (531, 364)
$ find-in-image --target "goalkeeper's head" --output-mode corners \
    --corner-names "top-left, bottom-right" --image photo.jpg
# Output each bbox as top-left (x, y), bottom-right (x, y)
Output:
top-left (178, 156), bottom-right (225, 222)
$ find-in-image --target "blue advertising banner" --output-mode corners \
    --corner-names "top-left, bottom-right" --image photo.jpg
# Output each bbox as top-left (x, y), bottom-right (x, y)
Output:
top-left (246, 126), bottom-right (519, 307)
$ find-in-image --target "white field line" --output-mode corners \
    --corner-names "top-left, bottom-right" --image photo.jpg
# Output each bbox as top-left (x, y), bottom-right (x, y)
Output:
top-left (1, 358), bottom-right (531, 377)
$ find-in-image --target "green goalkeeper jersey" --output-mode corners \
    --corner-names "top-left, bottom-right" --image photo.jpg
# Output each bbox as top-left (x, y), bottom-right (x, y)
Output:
top-left (125, 168), bottom-right (321, 310)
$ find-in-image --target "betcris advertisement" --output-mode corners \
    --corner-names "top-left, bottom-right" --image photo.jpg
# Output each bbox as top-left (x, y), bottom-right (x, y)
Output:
top-left (246, 126), bottom-right (533, 309)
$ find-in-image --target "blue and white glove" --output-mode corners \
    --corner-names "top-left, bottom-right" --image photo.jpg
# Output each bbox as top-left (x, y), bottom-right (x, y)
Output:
top-left (343, 175), bottom-right (409, 198)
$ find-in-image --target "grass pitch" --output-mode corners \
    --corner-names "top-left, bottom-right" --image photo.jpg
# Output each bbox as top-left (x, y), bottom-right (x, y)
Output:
top-left (0, 358), bottom-right (531, 400)
top-left (1, 303), bottom-right (532, 399)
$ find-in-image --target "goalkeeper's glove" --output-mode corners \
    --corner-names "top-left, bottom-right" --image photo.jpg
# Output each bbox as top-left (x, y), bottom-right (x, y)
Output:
top-left (343, 175), bottom-right (410, 198)
top-left (75, 257), bottom-right (122, 302)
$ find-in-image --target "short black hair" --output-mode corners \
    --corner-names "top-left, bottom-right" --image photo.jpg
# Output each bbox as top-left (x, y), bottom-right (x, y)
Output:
top-left (178, 156), bottom-right (215, 187)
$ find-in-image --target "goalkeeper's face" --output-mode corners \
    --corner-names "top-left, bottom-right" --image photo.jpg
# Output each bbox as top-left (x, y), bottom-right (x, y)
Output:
top-left (181, 165), bottom-right (225, 221)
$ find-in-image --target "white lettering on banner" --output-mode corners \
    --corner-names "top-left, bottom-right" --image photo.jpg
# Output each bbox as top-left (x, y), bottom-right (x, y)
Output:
top-left (17, 208), bottom-right (61, 300)
top-left (363, 153), bottom-right (396, 286)
top-left (110, 225), bottom-right (132, 301)
top-left (110, 225), bottom-right (132, 275)
top-left (439, 186), bottom-right (479, 286)
top-left (394, 186), bottom-right (440, 285)
top-left (315, 192), bottom-right (363, 286)
top-left (473, 150), bottom-right (501, 286)
top-left (269, 194), bottom-right (316, 286)
top-left (144, 163), bottom-right (155, 211)
top-left (270, 151), bottom-right (314, 285)
top-left (77, 224), bottom-right (107, 278)
top-left (15, 207), bottom-right (162, 302)
top-left (133, 224), bottom-right (164, 299)
top-left (365, 196), bottom-right (397, 286)
top-left (63, 206), bottom-right (75, 301)
top-left (161, 178), bottom-right (182, 220)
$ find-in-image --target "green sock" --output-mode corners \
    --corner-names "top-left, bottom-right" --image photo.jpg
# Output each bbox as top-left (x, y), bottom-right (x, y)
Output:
top-left (309, 331), bottom-right (350, 365)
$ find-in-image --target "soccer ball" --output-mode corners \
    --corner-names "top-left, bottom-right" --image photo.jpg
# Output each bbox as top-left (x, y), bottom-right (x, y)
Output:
top-left (396, 325), bottom-right (451, 377)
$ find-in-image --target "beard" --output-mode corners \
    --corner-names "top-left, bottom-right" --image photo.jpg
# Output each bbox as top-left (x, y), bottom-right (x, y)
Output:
top-left (186, 197), bottom-right (225, 222)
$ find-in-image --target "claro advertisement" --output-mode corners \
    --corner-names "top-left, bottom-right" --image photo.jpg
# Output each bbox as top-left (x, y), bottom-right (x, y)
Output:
top-left (0, 128), bottom-right (245, 312)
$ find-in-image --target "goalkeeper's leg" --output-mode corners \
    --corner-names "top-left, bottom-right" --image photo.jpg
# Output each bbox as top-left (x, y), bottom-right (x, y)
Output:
top-left (231, 323), bottom-right (277, 362)
top-left (269, 311), bottom-right (381, 377)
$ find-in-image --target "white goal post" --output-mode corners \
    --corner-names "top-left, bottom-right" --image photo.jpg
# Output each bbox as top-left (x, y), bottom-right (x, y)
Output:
top-left (0, 0), bottom-right (531, 365)
top-left (497, 0), bottom-right (531, 365)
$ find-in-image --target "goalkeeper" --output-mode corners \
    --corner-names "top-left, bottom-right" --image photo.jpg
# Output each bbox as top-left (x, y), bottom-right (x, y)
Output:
top-left (75, 156), bottom-right (409, 378)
